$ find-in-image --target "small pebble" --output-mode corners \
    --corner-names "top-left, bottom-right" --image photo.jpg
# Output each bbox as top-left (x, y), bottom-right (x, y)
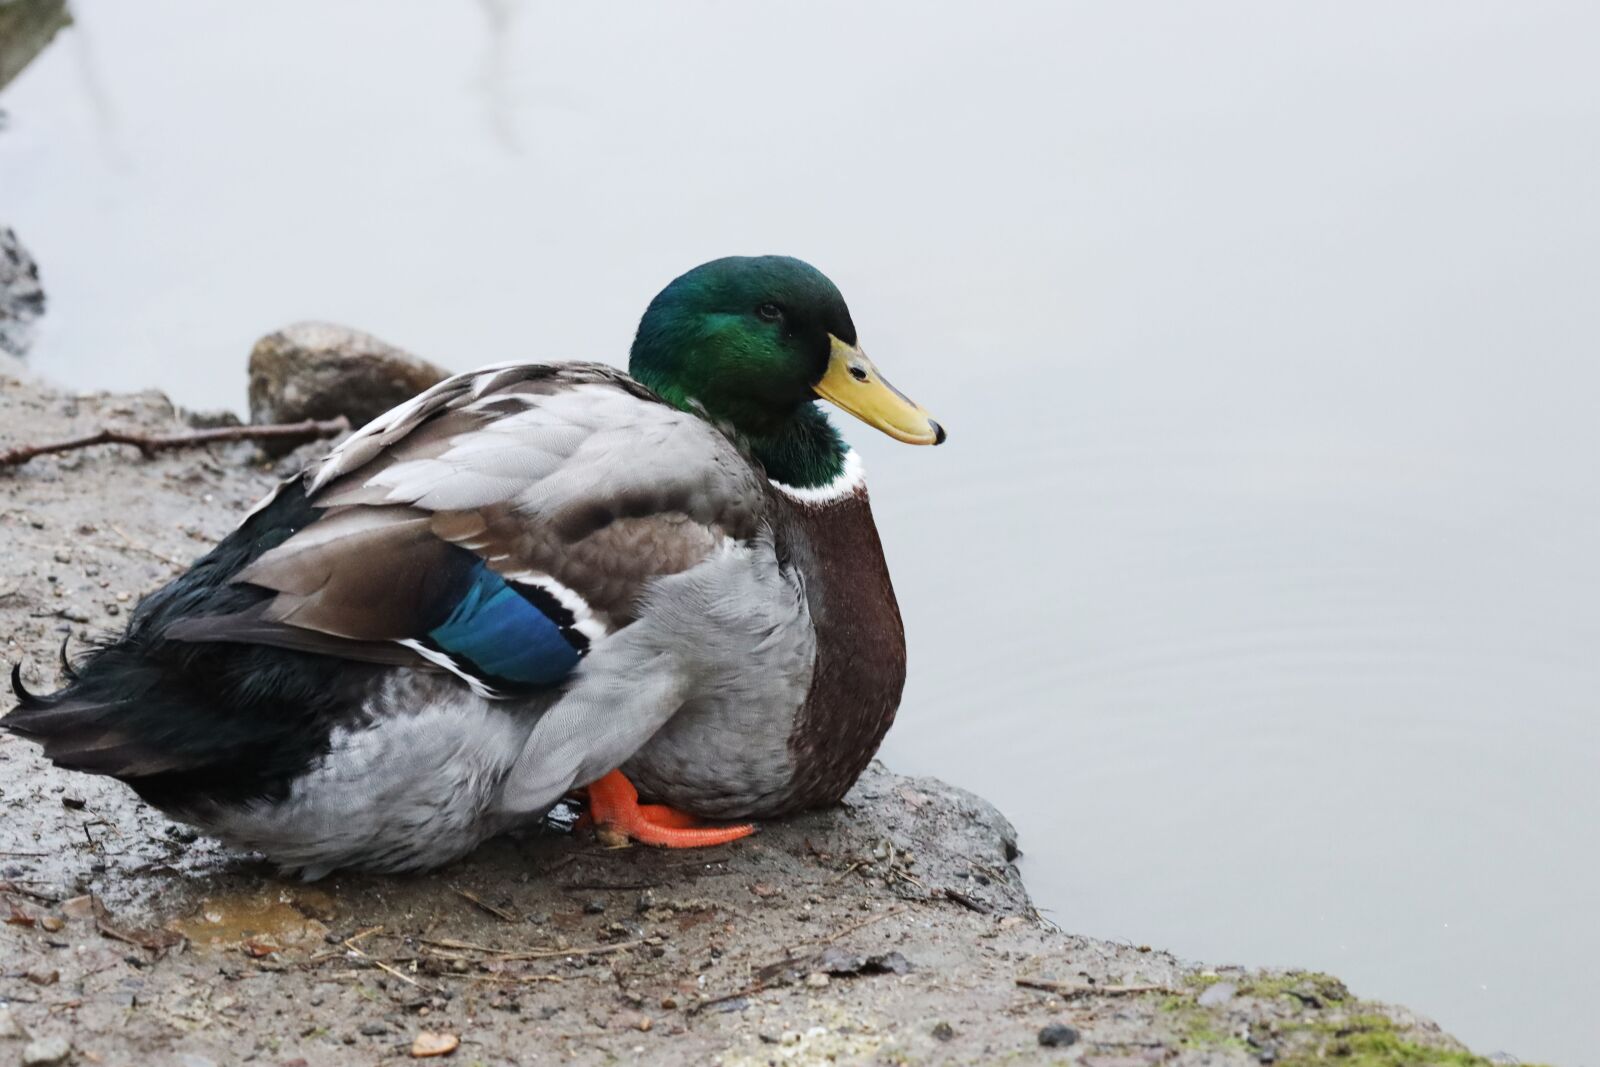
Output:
top-left (931, 1021), bottom-right (956, 1041)
top-left (0, 1007), bottom-right (29, 1039)
top-left (21, 1036), bottom-right (71, 1066)
top-left (359, 1022), bottom-right (389, 1037)
top-left (24, 968), bottom-right (59, 987)
top-left (410, 1031), bottom-right (459, 1058)
top-left (804, 972), bottom-right (830, 989)
top-left (582, 899), bottom-right (606, 914)
top-left (1038, 1023), bottom-right (1079, 1048)
top-left (60, 896), bottom-right (95, 920)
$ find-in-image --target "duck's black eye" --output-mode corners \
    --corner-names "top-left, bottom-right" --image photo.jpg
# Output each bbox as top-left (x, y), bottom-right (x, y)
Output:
top-left (756, 303), bottom-right (784, 322)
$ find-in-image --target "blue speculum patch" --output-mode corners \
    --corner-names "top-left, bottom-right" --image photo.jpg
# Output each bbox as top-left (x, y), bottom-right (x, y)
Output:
top-left (426, 562), bottom-right (582, 687)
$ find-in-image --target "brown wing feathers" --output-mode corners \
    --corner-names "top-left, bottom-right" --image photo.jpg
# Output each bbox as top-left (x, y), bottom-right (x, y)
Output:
top-left (176, 363), bottom-right (769, 668)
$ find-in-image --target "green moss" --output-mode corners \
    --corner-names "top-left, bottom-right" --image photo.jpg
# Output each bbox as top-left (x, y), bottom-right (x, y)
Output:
top-left (1159, 990), bottom-right (1246, 1051)
top-left (1171, 972), bottom-right (1543, 1067)
top-left (1275, 1012), bottom-right (1547, 1067)
top-left (1184, 969), bottom-right (1350, 1006)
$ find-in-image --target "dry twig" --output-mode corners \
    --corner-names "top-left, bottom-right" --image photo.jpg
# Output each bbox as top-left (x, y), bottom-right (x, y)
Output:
top-left (689, 907), bottom-right (909, 1016)
top-left (1015, 977), bottom-right (1174, 998)
top-left (940, 887), bottom-right (991, 914)
top-left (818, 905), bottom-right (906, 945)
top-left (452, 887), bottom-right (518, 922)
top-left (417, 936), bottom-right (646, 962)
top-left (688, 983), bottom-right (768, 1015)
top-left (0, 417), bottom-right (349, 469)
top-left (340, 927), bottom-right (422, 989)
top-left (106, 523), bottom-right (187, 568)
top-left (478, 938), bottom-right (646, 963)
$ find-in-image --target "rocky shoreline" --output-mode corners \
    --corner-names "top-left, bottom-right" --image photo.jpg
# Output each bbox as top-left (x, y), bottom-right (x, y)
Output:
top-left (0, 349), bottom-right (1523, 1065)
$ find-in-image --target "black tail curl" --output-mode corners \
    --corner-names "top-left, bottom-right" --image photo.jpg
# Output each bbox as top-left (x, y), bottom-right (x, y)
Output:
top-left (9, 661), bottom-right (40, 709)
top-left (58, 634), bottom-right (78, 682)
top-left (4, 479), bottom-right (373, 807)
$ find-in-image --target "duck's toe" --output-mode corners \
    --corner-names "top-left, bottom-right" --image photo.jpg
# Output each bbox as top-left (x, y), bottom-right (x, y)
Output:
top-left (581, 769), bottom-right (755, 849)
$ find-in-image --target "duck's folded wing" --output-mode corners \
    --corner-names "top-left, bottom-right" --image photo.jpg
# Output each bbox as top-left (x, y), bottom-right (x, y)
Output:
top-left (166, 362), bottom-right (770, 696)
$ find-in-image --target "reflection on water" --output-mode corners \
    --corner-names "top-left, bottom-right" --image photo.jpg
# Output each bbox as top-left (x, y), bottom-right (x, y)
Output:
top-left (4, 3), bottom-right (1598, 1062)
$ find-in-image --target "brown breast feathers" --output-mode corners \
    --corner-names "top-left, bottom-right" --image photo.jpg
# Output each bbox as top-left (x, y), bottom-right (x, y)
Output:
top-left (775, 485), bottom-right (907, 809)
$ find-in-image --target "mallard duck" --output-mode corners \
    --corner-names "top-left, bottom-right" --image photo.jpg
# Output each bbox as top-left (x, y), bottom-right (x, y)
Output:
top-left (5, 256), bottom-right (943, 877)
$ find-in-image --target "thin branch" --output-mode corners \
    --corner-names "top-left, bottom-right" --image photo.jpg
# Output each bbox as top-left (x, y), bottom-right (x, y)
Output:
top-left (688, 908), bottom-right (908, 1017)
top-left (105, 523), bottom-right (186, 568)
top-left (940, 887), bottom-right (992, 914)
top-left (340, 927), bottom-right (423, 989)
top-left (1015, 977), bottom-right (1174, 998)
top-left (452, 886), bottom-right (518, 923)
top-left (416, 936), bottom-right (646, 962)
top-left (818, 905), bottom-right (906, 945)
top-left (688, 982), bottom-right (767, 1015)
top-left (468, 938), bottom-right (646, 963)
top-left (0, 417), bottom-right (349, 469)
top-left (442, 973), bottom-right (565, 985)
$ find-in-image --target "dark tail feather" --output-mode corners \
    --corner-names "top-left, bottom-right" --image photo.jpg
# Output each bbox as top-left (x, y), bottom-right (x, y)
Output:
top-left (5, 654), bottom-right (180, 776)
top-left (10, 661), bottom-right (43, 710)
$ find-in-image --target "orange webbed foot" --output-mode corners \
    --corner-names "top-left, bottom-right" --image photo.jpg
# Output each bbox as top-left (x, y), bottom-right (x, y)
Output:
top-left (579, 770), bottom-right (755, 848)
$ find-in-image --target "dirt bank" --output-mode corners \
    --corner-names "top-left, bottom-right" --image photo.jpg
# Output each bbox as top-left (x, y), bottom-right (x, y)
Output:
top-left (0, 365), bottom-right (1521, 1066)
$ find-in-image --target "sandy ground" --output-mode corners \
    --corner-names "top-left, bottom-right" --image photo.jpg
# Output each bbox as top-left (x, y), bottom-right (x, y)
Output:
top-left (0, 363), bottom-right (1512, 1066)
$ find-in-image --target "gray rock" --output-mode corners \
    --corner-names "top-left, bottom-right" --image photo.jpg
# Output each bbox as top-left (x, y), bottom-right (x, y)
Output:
top-left (0, 0), bottom-right (70, 93)
top-left (20, 1035), bottom-right (70, 1066)
top-left (0, 1007), bottom-right (28, 1040)
top-left (1037, 1022), bottom-right (1079, 1048)
top-left (1198, 980), bottom-right (1237, 1007)
top-left (0, 226), bottom-right (46, 359)
top-left (246, 321), bottom-right (451, 433)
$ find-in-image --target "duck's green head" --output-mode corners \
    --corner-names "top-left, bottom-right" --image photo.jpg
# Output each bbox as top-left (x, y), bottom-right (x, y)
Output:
top-left (629, 255), bottom-right (943, 490)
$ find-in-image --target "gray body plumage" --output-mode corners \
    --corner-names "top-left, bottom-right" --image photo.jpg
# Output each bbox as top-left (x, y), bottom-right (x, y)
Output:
top-left (166, 363), bottom-right (841, 875)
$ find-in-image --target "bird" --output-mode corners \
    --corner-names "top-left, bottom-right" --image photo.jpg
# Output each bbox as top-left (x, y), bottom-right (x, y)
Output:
top-left (5, 255), bottom-right (945, 878)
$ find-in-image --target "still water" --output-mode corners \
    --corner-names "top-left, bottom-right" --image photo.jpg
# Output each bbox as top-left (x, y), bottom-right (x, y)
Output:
top-left (4, 3), bottom-right (1598, 1062)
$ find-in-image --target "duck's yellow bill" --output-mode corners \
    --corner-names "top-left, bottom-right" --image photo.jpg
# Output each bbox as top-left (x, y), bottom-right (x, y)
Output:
top-left (814, 335), bottom-right (945, 446)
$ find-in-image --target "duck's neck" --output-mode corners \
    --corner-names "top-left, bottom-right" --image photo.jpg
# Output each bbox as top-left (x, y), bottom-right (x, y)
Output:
top-left (746, 404), bottom-right (848, 492)
top-left (640, 372), bottom-right (850, 492)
